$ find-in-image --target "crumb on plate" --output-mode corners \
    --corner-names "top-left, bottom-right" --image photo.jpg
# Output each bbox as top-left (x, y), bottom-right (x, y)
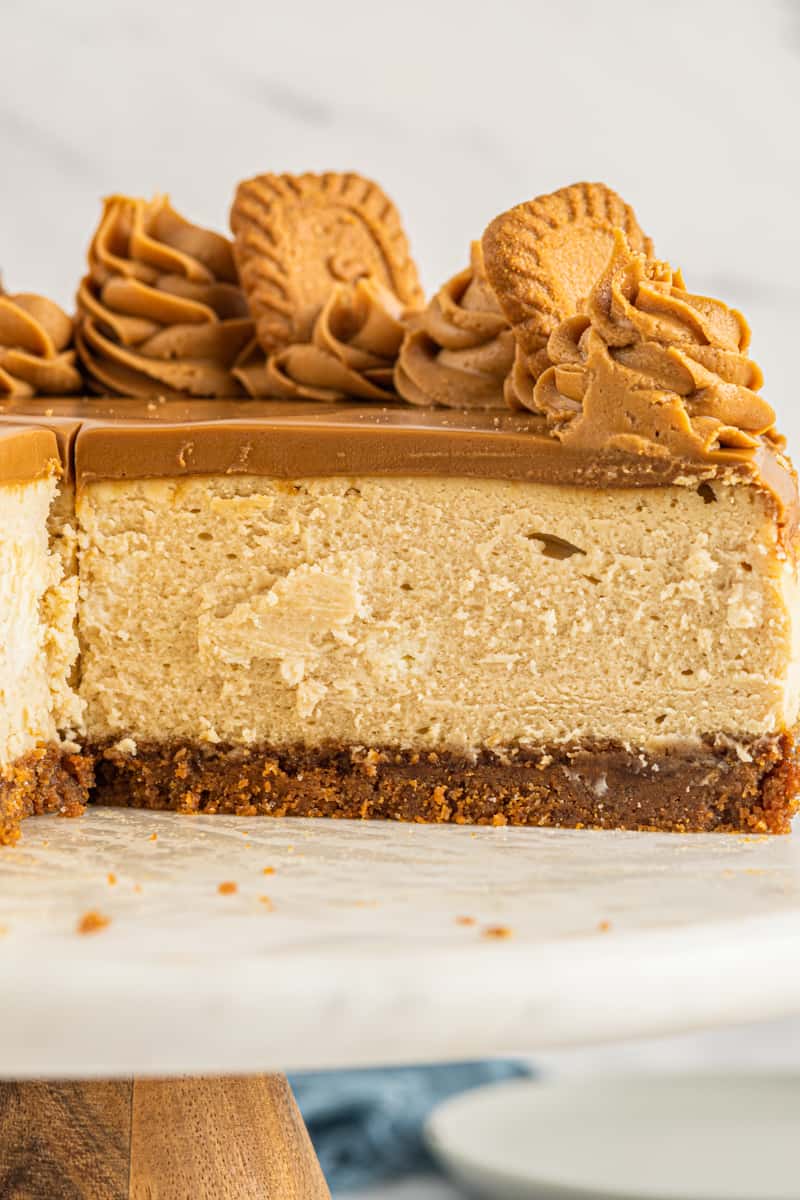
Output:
top-left (77, 910), bottom-right (110, 936)
top-left (483, 924), bottom-right (512, 940)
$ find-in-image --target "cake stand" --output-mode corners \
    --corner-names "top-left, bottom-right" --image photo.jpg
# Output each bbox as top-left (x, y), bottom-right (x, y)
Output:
top-left (2, 808), bottom-right (800, 1197)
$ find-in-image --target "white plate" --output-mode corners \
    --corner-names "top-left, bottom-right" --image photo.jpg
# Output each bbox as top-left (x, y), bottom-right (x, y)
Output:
top-left (426, 1075), bottom-right (800, 1200)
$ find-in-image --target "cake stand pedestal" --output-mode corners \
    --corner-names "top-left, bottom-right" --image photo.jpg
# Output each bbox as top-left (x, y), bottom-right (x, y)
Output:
top-left (0, 1075), bottom-right (329, 1198)
top-left (2, 808), bottom-right (800, 1198)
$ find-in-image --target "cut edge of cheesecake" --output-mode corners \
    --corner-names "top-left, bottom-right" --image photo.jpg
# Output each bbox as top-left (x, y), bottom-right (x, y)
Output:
top-left (0, 424), bottom-right (92, 845)
top-left (1, 402), bottom-right (797, 838)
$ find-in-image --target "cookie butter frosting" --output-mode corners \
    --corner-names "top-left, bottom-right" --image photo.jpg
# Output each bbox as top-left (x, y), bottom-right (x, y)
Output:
top-left (76, 195), bottom-right (253, 397)
top-left (395, 242), bottom-right (514, 409)
top-left (515, 231), bottom-right (778, 457)
top-left (234, 279), bottom-right (406, 401)
top-left (0, 291), bottom-right (82, 396)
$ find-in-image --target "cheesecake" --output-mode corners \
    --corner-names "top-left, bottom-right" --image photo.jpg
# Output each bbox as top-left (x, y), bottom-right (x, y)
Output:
top-left (0, 175), bottom-right (797, 839)
top-left (0, 424), bottom-right (90, 844)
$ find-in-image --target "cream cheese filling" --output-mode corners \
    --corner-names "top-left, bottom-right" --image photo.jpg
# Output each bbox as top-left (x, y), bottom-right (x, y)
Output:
top-left (0, 475), bottom-right (82, 767)
top-left (73, 474), bottom-right (800, 753)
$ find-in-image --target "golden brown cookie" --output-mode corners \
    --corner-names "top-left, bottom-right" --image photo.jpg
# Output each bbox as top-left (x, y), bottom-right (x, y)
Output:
top-left (230, 171), bottom-right (424, 354)
top-left (482, 182), bottom-right (652, 375)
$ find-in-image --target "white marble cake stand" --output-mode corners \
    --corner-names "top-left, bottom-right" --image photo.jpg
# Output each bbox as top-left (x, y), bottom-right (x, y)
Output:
top-left (1, 808), bottom-right (800, 1080)
top-left (2, 809), bottom-right (800, 1197)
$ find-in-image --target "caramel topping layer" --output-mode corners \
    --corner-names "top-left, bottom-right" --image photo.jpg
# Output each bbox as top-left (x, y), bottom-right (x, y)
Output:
top-left (395, 242), bottom-right (514, 409)
top-left (231, 171), bottom-right (423, 354)
top-left (0, 292), bottom-right (82, 397)
top-left (0, 397), bottom-right (791, 531)
top-left (233, 279), bottom-right (406, 401)
top-left (0, 424), bottom-right (60, 483)
top-left (522, 231), bottom-right (780, 459)
top-left (76, 196), bottom-right (253, 397)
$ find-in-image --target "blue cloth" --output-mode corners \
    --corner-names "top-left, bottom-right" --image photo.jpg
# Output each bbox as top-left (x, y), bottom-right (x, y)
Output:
top-left (288, 1059), bottom-right (532, 1194)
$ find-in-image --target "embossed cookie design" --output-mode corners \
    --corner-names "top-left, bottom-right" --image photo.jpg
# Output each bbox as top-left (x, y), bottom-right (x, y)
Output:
top-left (482, 182), bottom-right (652, 376)
top-left (231, 172), bottom-right (424, 354)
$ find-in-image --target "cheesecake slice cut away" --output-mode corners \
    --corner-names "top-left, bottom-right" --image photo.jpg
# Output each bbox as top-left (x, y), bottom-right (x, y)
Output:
top-left (0, 424), bottom-right (90, 844)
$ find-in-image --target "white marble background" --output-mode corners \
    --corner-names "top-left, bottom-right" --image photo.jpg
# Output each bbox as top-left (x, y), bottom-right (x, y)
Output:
top-left (3, 0), bottom-right (800, 435)
top-left (4, 4), bottom-right (800, 1195)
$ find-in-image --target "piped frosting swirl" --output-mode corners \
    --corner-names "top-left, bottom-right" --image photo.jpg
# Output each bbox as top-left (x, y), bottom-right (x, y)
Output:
top-left (395, 242), bottom-right (514, 409)
top-left (0, 290), bottom-right (82, 396)
top-left (234, 279), bottom-right (406, 401)
top-left (76, 195), bottom-right (253, 397)
top-left (514, 231), bottom-right (778, 457)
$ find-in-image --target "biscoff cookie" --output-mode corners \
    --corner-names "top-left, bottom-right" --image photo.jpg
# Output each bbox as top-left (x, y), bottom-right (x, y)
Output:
top-left (482, 182), bottom-right (652, 377)
top-left (231, 171), bottom-right (423, 354)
